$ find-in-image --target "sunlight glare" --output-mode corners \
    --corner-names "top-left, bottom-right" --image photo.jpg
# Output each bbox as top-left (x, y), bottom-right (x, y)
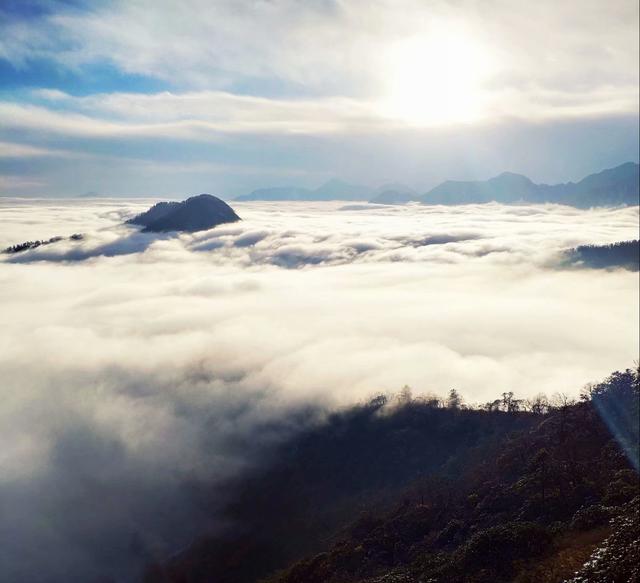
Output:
top-left (380, 28), bottom-right (494, 126)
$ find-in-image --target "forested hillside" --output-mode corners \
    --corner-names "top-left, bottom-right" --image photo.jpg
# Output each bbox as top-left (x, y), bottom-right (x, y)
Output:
top-left (146, 370), bottom-right (639, 583)
top-left (566, 240), bottom-right (639, 271)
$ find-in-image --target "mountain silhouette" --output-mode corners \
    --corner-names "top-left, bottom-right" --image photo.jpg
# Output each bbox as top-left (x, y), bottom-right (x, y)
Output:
top-left (420, 162), bottom-right (639, 207)
top-left (234, 163), bottom-right (638, 207)
top-left (235, 179), bottom-right (373, 201)
top-left (127, 194), bottom-right (240, 232)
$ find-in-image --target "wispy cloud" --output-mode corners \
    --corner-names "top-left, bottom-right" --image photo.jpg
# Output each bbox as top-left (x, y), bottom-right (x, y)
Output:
top-left (0, 140), bottom-right (99, 159)
top-left (2, 0), bottom-right (638, 122)
top-left (0, 0), bottom-right (638, 196)
top-left (0, 175), bottom-right (47, 190)
top-left (1, 92), bottom-right (386, 138)
top-left (3, 0), bottom-right (638, 103)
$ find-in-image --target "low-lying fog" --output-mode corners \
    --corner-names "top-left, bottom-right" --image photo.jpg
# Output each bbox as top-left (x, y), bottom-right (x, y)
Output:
top-left (0, 199), bottom-right (638, 581)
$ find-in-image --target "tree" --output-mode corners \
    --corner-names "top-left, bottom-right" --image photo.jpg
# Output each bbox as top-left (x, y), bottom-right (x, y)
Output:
top-left (447, 389), bottom-right (462, 409)
top-left (524, 393), bottom-right (549, 415)
top-left (397, 385), bottom-right (413, 405)
top-left (501, 391), bottom-right (522, 412)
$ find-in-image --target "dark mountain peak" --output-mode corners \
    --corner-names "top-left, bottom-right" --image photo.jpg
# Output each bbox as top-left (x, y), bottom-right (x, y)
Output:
top-left (127, 194), bottom-right (240, 233)
top-left (189, 193), bottom-right (219, 201)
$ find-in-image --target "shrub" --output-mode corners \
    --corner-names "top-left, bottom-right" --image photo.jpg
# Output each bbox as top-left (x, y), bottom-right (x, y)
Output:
top-left (458, 521), bottom-right (552, 573)
top-left (570, 505), bottom-right (612, 531)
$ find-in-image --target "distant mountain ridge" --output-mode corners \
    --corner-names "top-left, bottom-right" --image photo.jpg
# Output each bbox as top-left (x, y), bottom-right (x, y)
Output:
top-left (234, 163), bottom-right (638, 207)
top-left (235, 178), bottom-right (374, 201)
top-left (371, 189), bottom-right (417, 205)
top-left (370, 182), bottom-right (418, 205)
top-left (127, 194), bottom-right (240, 232)
top-left (420, 162), bottom-right (639, 208)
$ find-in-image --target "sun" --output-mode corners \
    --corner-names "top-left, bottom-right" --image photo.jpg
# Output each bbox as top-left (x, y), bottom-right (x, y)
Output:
top-left (379, 28), bottom-right (494, 126)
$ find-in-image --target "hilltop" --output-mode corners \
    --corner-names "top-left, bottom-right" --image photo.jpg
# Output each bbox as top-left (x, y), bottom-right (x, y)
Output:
top-left (127, 194), bottom-right (241, 233)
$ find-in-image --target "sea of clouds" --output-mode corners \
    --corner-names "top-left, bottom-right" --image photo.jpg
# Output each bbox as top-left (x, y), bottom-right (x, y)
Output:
top-left (0, 198), bottom-right (638, 581)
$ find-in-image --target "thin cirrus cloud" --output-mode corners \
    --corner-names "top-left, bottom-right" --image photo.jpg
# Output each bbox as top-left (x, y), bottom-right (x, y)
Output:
top-left (0, 91), bottom-right (384, 137)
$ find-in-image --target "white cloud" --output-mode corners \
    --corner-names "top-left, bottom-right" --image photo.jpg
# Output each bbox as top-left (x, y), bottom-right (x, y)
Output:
top-left (1, 91), bottom-right (383, 138)
top-left (1, 199), bottom-right (637, 395)
top-left (0, 140), bottom-right (100, 159)
top-left (0, 175), bottom-right (47, 190)
top-left (2, 0), bottom-right (638, 129)
top-left (0, 199), bottom-right (638, 580)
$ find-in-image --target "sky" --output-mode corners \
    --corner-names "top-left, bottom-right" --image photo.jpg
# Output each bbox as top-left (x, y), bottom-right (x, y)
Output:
top-left (1, 198), bottom-right (638, 580)
top-left (0, 0), bottom-right (638, 197)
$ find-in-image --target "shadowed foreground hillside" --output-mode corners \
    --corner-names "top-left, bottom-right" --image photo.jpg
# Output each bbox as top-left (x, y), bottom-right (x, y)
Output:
top-left (146, 370), bottom-right (639, 583)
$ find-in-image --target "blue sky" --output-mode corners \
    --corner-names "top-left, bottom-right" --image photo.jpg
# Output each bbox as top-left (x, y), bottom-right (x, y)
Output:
top-left (0, 0), bottom-right (638, 197)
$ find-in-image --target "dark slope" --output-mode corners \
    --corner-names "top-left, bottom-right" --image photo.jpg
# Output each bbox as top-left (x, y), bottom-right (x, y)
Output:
top-left (263, 370), bottom-right (639, 583)
top-left (128, 201), bottom-right (181, 228)
top-left (127, 194), bottom-right (240, 233)
top-left (145, 400), bottom-right (540, 582)
top-left (421, 162), bottom-right (639, 207)
top-left (565, 240), bottom-right (640, 271)
top-left (145, 369), bottom-right (639, 583)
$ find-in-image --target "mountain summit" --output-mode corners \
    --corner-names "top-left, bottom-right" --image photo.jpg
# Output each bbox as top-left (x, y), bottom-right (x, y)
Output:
top-left (127, 194), bottom-right (241, 233)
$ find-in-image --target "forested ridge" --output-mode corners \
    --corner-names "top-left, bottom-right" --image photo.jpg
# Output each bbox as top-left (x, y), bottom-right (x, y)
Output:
top-left (147, 368), bottom-right (639, 583)
top-left (566, 240), bottom-right (639, 271)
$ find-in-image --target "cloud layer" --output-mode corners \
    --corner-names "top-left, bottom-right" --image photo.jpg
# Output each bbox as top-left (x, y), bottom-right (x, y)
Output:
top-left (0, 199), bottom-right (638, 580)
